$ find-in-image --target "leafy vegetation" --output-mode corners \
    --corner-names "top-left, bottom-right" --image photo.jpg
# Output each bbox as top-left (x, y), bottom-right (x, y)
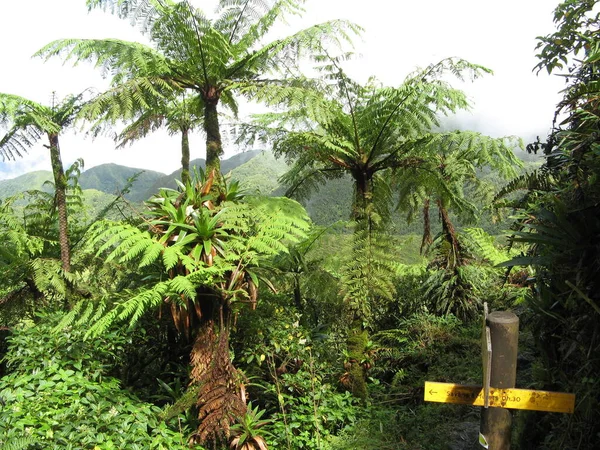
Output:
top-left (0, 91), bottom-right (93, 271)
top-left (1, 0), bottom-right (596, 449)
top-left (499, 1), bottom-right (600, 448)
top-left (38, 0), bottom-right (360, 188)
top-left (0, 315), bottom-right (189, 450)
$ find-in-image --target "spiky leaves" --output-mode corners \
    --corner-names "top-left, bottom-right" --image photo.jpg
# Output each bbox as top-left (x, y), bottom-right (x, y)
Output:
top-left (62, 170), bottom-right (309, 444)
top-left (39, 0), bottom-right (360, 189)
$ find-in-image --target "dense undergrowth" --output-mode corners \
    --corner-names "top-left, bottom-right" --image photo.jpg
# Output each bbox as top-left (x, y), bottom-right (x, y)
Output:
top-left (2, 0), bottom-right (599, 448)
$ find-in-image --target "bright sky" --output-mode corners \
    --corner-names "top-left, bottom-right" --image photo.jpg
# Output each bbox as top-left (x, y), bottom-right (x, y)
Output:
top-left (0, 0), bottom-right (564, 180)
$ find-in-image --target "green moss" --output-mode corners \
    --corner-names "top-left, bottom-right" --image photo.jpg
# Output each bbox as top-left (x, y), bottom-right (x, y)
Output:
top-left (347, 321), bottom-right (368, 402)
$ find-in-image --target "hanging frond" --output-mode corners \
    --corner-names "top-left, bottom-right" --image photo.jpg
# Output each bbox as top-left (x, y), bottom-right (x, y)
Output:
top-left (30, 258), bottom-right (67, 300)
top-left (35, 38), bottom-right (174, 85)
top-left (494, 168), bottom-right (554, 202)
top-left (463, 227), bottom-right (516, 267)
top-left (339, 224), bottom-right (398, 326)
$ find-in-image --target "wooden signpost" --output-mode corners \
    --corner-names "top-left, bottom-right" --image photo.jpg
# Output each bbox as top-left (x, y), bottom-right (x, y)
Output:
top-left (424, 304), bottom-right (576, 449)
top-left (482, 303), bottom-right (491, 408)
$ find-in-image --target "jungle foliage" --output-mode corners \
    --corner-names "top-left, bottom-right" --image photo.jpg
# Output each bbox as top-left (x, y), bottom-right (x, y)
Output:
top-left (498, 1), bottom-right (600, 448)
top-left (1, 0), bottom-right (597, 449)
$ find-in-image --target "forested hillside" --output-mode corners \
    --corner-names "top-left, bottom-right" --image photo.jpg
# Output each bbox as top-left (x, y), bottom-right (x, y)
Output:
top-left (1, 1), bottom-right (597, 449)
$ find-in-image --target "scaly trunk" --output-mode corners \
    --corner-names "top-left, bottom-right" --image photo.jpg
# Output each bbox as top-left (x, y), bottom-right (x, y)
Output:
top-left (202, 87), bottom-right (223, 190)
top-left (352, 169), bottom-right (373, 225)
top-left (437, 198), bottom-right (462, 269)
top-left (421, 197), bottom-right (433, 254)
top-left (189, 300), bottom-right (245, 446)
top-left (48, 133), bottom-right (70, 272)
top-left (345, 169), bottom-right (373, 401)
top-left (181, 127), bottom-right (190, 185)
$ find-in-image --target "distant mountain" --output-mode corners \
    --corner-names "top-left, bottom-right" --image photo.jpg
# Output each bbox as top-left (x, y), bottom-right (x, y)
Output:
top-left (300, 177), bottom-right (353, 225)
top-left (228, 151), bottom-right (289, 195)
top-left (141, 150), bottom-right (265, 199)
top-left (1, 151), bottom-right (286, 204)
top-left (0, 152), bottom-right (354, 227)
top-left (0, 171), bottom-right (53, 200)
top-left (79, 163), bottom-right (166, 202)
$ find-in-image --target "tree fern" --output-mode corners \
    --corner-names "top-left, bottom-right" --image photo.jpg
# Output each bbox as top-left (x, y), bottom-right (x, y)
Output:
top-left (59, 170), bottom-right (311, 444)
top-left (1, 92), bottom-right (92, 271)
top-left (39, 0), bottom-right (360, 188)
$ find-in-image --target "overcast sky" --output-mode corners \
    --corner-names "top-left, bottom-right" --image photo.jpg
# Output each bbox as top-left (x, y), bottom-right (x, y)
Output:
top-left (0, 0), bottom-right (564, 180)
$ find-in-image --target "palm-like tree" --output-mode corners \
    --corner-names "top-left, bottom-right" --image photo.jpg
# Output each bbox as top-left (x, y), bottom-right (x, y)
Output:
top-left (396, 132), bottom-right (521, 259)
top-left (37, 0), bottom-right (359, 187)
top-left (0, 92), bottom-right (86, 272)
top-left (250, 58), bottom-right (518, 226)
top-left (244, 57), bottom-right (521, 398)
top-left (393, 133), bottom-right (522, 319)
top-left (112, 93), bottom-right (204, 184)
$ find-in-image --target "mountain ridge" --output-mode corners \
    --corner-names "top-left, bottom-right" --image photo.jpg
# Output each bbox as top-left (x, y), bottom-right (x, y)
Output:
top-left (0, 150), bottom-right (353, 226)
top-left (0, 150), bottom-right (280, 202)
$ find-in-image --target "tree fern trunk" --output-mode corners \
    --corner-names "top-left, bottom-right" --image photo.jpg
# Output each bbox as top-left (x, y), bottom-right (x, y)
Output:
top-left (353, 169), bottom-right (374, 226)
top-left (421, 197), bottom-right (433, 254)
top-left (181, 127), bottom-right (190, 185)
top-left (203, 91), bottom-right (223, 190)
top-left (347, 170), bottom-right (374, 401)
top-left (48, 133), bottom-right (71, 272)
top-left (190, 305), bottom-right (245, 446)
top-left (437, 199), bottom-right (462, 269)
top-left (347, 319), bottom-right (368, 402)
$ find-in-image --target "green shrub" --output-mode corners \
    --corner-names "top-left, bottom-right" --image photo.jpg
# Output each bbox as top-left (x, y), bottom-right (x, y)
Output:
top-left (0, 316), bottom-right (191, 450)
top-left (235, 305), bottom-right (357, 449)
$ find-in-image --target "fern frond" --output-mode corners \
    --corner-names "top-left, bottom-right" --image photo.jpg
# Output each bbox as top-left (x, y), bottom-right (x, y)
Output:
top-left (463, 227), bottom-right (514, 266)
top-left (30, 258), bottom-right (66, 300)
top-left (494, 169), bottom-right (554, 202)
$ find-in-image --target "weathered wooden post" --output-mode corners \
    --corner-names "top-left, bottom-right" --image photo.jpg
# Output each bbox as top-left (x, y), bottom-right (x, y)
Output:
top-left (425, 305), bottom-right (574, 447)
top-left (479, 311), bottom-right (519, 449)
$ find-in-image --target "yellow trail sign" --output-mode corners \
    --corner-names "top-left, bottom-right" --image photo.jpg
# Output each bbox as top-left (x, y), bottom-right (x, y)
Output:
top-left (424, 381), bottom-right (575, 414)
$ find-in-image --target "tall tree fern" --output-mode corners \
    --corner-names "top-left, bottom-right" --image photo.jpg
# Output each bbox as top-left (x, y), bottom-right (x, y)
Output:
top-left (37, 0), bottom-right (360, 187)
top-left (0, 92), bottom-right (90, 272)
top-left (241, 56), bottom-right (519, 394)
top-left (61, 170), bottom-right (310, 445)
top-left (242, 57), bottom-right (502, 224)
top-left (0, 161), bottom-right (91, 321)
